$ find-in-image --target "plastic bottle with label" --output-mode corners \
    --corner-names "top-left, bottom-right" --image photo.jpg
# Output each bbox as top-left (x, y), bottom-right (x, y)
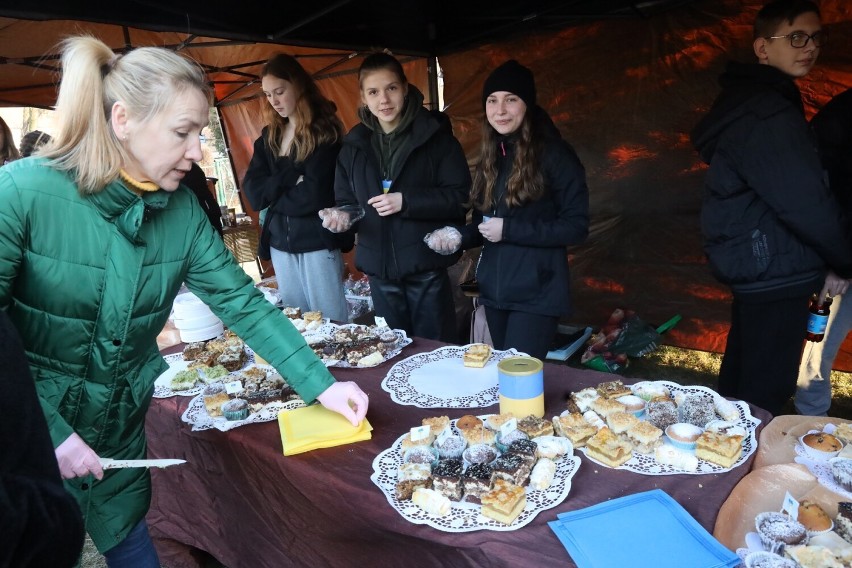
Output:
top-left (806, 293), bottom-right (833, 342)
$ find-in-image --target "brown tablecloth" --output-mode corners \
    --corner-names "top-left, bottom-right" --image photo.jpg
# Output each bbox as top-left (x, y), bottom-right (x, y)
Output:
top-left (145, 338), bottom-right (771, 568)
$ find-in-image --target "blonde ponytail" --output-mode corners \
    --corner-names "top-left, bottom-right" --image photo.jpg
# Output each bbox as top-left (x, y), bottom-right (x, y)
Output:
top-left (43, 36), bottom-right (211, 194)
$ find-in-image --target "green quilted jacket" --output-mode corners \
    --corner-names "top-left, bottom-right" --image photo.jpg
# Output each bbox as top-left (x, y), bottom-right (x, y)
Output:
top-left (0, 157), bottom-right (335, 552)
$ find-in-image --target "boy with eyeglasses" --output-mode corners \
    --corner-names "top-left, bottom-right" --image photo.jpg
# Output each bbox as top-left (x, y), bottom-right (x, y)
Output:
top-left (691, 0), bottom-right (852, 416)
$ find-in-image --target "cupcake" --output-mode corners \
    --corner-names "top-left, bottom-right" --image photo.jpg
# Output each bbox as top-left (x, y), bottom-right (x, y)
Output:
top-left (463, 443), bottom-right (498, 466)
top-left (800, 432), bottom-right (844, 461)
top-left (665, 423), bottom-right (703, 451)
top-left (221, 398), bottom-right (249, 421)
top-left (495, 428), bottom-right (529, 453)
top-left (434, 434), bottom-right (467, 460)
top-left (797, 500), bottom-right (833, 534)
top-left (403, 445), bottom-right (439, 468)
top-left (755, 511), bottom-right (808, 554)
top-left (616, 394), bottom-right (646, 418)
top-left (379, 330), bottom-right (398, 351)
top-left (830, 458), bottom-right (852, 492)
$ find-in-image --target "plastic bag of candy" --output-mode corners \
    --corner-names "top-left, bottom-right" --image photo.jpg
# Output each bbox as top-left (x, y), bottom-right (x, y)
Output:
top-left (580, 309), bottom-right (680, 373)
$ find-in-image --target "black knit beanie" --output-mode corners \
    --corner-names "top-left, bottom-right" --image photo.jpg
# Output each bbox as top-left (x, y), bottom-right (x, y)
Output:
top-left (481, 60), bottom-right (536, 109)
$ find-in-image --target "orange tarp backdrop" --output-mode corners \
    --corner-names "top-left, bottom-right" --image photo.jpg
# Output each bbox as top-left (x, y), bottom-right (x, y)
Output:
top-left (2, 0), bottom-right (852, 366)
top-left (432, 0), bottom-right (852, 367)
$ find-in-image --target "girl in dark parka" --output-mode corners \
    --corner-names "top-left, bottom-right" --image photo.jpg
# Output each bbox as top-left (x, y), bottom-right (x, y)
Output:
top-left (323, 53), bottom-right (470, 341)
top-left (428, 60), bottom-right (589, 359)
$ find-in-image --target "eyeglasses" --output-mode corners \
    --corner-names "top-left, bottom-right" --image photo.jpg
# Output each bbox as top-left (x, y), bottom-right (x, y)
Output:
top-left (766, 30), bottom-right (828, 48)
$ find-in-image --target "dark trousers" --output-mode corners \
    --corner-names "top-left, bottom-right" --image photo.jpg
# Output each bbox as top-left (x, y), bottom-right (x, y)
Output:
top-left (484, 307), bottom-right (559, 360)
top-left (370, 269), bottom-right (457, 343)
top-left (718, 295), bottom-right (809, 416)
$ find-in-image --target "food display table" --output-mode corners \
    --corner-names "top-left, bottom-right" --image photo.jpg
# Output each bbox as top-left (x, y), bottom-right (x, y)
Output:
top-left (145, 337), bottom-right (770, 568)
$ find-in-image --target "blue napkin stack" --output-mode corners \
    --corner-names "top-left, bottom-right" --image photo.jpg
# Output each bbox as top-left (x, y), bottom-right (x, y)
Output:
top-left (548, 489), bottom-right (740, 568)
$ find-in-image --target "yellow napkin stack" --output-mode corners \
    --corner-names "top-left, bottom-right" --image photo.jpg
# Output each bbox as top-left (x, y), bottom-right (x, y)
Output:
top-left (278, 405), bottom-right (373, 456)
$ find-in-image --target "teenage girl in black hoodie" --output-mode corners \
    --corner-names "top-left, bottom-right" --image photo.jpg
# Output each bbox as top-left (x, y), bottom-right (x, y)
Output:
top-left (322, 53), bottom-right (470, 341)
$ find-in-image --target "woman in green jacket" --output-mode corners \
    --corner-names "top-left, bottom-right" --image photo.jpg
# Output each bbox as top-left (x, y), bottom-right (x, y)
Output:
top-left (0, 36), bottom-right (368, 566)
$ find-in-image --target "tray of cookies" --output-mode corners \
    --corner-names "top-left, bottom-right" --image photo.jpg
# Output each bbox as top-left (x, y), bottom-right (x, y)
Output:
top-left (304, 323), bottom-right (411, 368)
top-left (370, 414), bottom-right (581, 532)
top-left (380, 344), bottom-right (525, 408)
top-left (180, 364), bottom-right (306, 431)
top-left (563, 380), bottom-right (760, 475)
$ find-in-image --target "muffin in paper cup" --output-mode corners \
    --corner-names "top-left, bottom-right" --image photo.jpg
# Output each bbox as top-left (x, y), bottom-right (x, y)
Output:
top-left (221, 398), bottom-right (249, 421)
top-left (462, 443), bottom-right (498, 467)
top-left (799, 431), bottom-right (844, 461)
top-left (754, 511), bottom-right (808, 555)
top-left (433, 434), bottom-right (467, 460)
top-left (495, 429), bottom-right (528, 453)
top-left (665, 423), bottom-right (703, 452)
top-left (403, 445), bottom-right (439, 469)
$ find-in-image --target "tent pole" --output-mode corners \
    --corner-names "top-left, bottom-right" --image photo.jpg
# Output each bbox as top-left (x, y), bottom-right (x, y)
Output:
top-left (427, 55), bottom-right (439, 111)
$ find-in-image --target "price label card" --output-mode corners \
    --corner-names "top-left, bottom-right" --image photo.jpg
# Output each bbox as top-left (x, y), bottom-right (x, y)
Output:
top-left (410, 425), bottom-right (431, 442)
top-left (781, 491), bottom-right (799, 520)
top-left (436, 425), bottom-right (452, 446)
top-left (374, 316), bottom-right (388, 329)
top-left (224, 380), bottom-right (243, 395)
top-left (500, 417), bottom-right (518, 438)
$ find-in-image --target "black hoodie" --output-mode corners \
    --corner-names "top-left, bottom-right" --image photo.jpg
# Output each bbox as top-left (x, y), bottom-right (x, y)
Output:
top-left (691, 61), bottom-right (852, 299)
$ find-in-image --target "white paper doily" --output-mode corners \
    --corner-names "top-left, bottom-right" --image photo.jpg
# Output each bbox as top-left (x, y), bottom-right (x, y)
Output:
top-left (370, 416), bottom-right (580, 532)
top-left (180, 391), bottom-right (305, 432)
top-left (381, 345), bottom-right (525, 408)
top-left (153, 350), bottom-right (257, 398)
top-left (794, 424), bottom-right (852, 498)
top-left (577, 381), bottom-right (760, 475)
top-left (305, 324), bottom-right (412, 368)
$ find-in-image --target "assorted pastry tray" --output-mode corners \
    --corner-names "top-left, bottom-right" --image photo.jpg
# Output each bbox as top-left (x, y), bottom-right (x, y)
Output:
top-left (303, 323), bottom-right (411, 368)
top-left (381, 345), bottom-right (524, 408)
top-left (370, 414), bottom-right (581, 532)
top-left (180, 365), bottom-right (306, 432)
top-left (155, 324), bottom-right (410, 398)
top-left (565, 380), bottom-right (760, 475)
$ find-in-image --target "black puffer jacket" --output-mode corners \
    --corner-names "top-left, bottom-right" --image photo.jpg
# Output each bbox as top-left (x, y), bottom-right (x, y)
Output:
top-left (243, 128), bottom-right (352, 255)
top-left (334, 92), bottom-right (470, 279)
top-left (461, 107), bottom-right (589, 317)
top-left (812, 88), bottom-right (852, 215)
top-left (691, 62), bottom-right (852, 299)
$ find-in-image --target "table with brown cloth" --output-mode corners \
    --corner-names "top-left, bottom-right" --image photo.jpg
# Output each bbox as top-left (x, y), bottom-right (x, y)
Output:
top-left (145, 337), bottom-right (771, 568)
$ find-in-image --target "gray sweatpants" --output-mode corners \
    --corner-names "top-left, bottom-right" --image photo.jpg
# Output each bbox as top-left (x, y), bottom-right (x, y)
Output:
top-left (796, 292), bottom-right (852, 416)
top-left (270, 247), bottom-right (349, 322)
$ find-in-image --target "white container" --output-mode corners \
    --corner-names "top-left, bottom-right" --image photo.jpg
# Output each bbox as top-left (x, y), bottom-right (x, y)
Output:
top-left (179, 321), bottom-right (224, 343)
top-left (173, 312), bottom-right (221, 331)
top-left (173, 292), bottom-right (214, 320)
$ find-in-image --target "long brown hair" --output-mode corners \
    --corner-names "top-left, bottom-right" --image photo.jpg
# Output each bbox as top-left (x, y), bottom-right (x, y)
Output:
top-left (470, 110), bottom-right (544, 212)
top-left (261, 54), bottom-right (342, 162)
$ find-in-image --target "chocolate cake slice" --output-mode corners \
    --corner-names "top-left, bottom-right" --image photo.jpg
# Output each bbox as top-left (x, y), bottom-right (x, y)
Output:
top-left (431, 459), bottom-right (464, 501)
top-left (462, 463), bottom-right (493, 503)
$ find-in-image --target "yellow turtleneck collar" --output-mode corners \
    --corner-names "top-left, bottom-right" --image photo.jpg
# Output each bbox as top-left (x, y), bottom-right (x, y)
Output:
top-left (119, 169), bottom-right (160, 194)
